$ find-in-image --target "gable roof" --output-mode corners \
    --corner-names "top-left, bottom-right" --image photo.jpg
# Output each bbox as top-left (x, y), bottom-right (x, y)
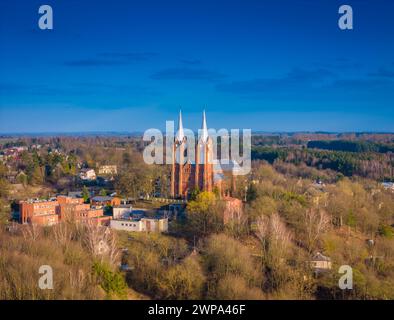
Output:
top-left (311, 252), bottom-right (331, 262)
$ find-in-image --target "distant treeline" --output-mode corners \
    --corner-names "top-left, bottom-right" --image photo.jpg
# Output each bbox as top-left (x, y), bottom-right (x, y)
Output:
top-left (251, 146), bottom-right (394, 180)
top-left (307, 140), bottom-right (394, 153)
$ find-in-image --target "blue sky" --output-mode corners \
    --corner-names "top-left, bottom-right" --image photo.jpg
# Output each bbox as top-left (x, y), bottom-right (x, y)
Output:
top-left (0, 0), bottom-right (393, 133)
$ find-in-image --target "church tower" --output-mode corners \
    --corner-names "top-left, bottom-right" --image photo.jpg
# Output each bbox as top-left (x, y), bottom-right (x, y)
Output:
top-left (170, 110), bottom-right (214, 198)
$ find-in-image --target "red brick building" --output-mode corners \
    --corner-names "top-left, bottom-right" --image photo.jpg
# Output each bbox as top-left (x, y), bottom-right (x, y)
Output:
top-left (19, 199), bottom-right (59, 224)
top-left (170, 111), bottom-right (215, 198)
top-left (91, 196), bottom-right (121, 207)
top-left (19, 195), bottom-right (111, 226)
top-left (30, 212), bottom-right (59, 226)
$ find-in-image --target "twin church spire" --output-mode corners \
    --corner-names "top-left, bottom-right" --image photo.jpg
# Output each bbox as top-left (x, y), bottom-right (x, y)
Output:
top-left (171, 109), bottom-right (214, 198)
top-left (175, 110), bottom-right (209, 144)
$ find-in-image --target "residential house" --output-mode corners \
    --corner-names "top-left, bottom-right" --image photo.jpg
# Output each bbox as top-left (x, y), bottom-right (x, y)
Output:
top-left (309, 252), bottom-right (332, 273)
top-left (91, 196), bottom-right (121, 207)
top-left (98, 165), bottom-right (117, 176)
top-left (79, 168), bottom-right (96, 181)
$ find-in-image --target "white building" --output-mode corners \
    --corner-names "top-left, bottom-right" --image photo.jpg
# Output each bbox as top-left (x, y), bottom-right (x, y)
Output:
top-left (110, 217), bottom-right (168, 233)
top-left (113, 205), bottom-right (133, 219)
top-left (98, 165), bottom-right (117, 176)
top-left (79, 168), bottom-right (97, 181)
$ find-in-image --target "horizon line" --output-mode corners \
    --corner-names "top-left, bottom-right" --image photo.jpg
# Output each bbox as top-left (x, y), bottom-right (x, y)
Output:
top-left (1, 130), bottom-right (394, 137)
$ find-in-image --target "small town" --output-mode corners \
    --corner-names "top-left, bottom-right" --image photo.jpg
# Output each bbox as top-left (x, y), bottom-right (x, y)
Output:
top-left (1, 0), bottom-right (394, 309)
top-left (4, 112), bottom-right (246, 235)
top-left (1, 112), bottom-right (393, 301)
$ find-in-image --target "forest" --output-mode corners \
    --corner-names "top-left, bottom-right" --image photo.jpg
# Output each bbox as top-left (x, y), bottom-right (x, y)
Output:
top-left (252, 146), bottom-right (394, 181)
top-left (307, 140), bottom-right (394, 153)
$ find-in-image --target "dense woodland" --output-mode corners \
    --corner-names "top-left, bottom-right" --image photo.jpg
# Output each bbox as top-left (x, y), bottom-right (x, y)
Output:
top-left (0, 133), bottom-right (393, 300)
top-left (252, 147), bottom-right (394, 181)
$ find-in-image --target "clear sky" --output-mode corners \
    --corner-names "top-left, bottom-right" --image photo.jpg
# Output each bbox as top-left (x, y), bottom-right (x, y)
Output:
top-left (0, 0), bottom-right (393, 133)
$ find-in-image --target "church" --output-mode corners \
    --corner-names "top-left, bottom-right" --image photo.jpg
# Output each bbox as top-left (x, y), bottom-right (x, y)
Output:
top-left (169, 110), bottom-right (244, 226)
top-left (170, 110), bottom-right (215, 198)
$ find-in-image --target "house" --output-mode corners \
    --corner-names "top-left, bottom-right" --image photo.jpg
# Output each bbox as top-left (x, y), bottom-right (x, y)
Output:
top-left (110, 216), bottom-right (168, 233)
top-left (98, 165), bottom-right (117, 176)
top-left (79, 168), bottom-right (96, 181)
top-left (91, 196), bottom-right (121, 207)
top-left (309, 252), bottom-right (332, 273)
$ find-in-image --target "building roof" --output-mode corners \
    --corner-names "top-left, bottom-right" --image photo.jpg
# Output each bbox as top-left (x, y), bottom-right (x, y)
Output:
top-left (311, 252), bottom-right (331, 262)
top-left (91, 196), bottom-right (114, 202)
top-left (21, 198), bottom-right (58, 204)
top-left (113, 205), bottom-right (133, 209)
top-left (68, 191), bottom-right (83, 198)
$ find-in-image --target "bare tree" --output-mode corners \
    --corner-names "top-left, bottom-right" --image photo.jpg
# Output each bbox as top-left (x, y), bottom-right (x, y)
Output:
top-left (53, 222), bottom-right (73, 247)
top-left (304, 208), bottom-right (330, 252)
top-left (84, 221), bottom-right (105, 257)
top-left (106, 228), bottom-right (120, 267)
top-left (84, 221), bottom-right (120, 267)
top-left (22, 223), bottom-right (41, 241)
top-left (256, 213), bottom-right (292, 266)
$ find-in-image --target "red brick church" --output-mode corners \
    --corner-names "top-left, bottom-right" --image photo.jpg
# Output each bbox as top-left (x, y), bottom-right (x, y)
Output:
top-left (170, 110), bottom-right (215, 198)
top-left (169, 110), bottom-right (244, 225)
